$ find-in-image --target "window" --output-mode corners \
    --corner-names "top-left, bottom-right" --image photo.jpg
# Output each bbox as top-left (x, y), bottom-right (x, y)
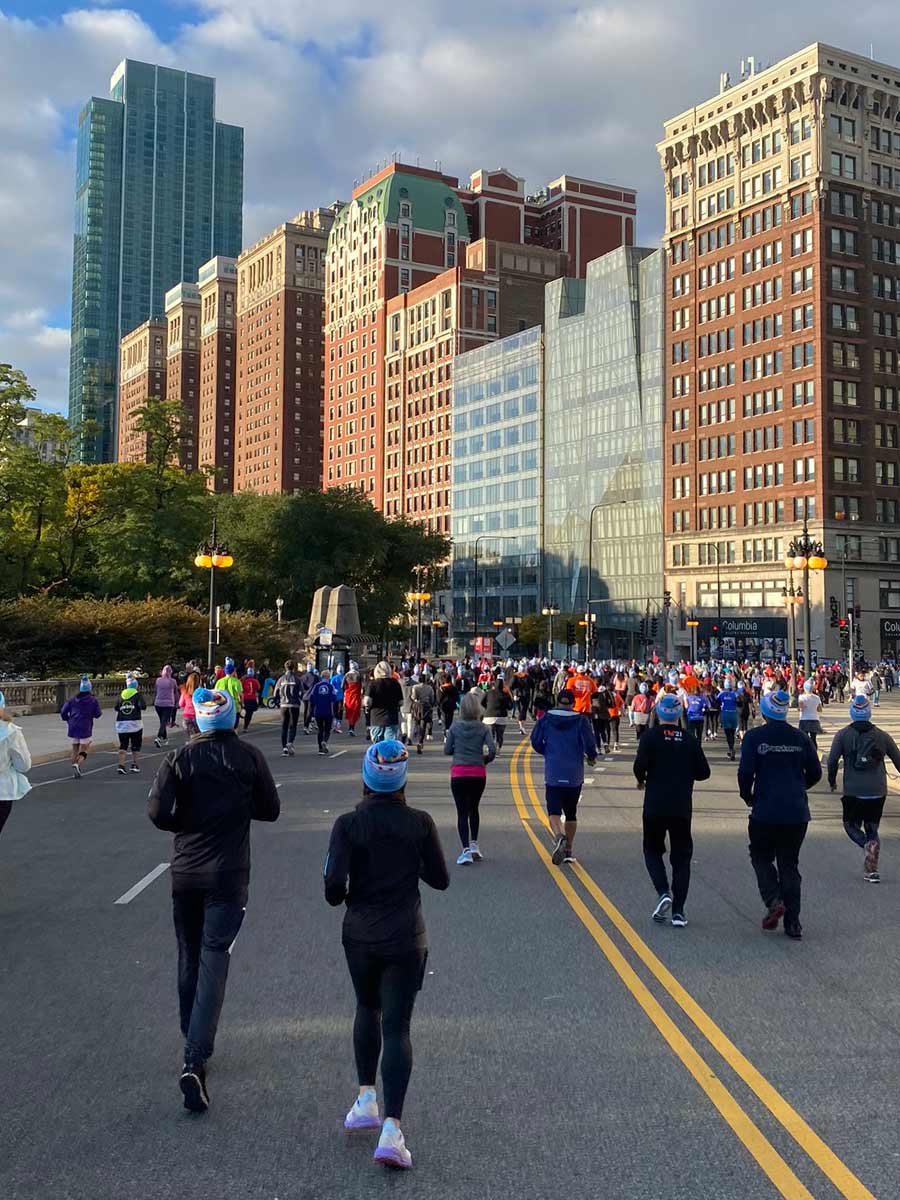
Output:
top-left (791, 341), bottom-right (814, 369)
top-left (793, 456), bottom-right (816, 482)
top-left (791, 190), bottom-right (814, 218)
top-left (836, 534), bottom-right (862, 560)
top-left (832, 380), bottom-right (859, 407)
top-left (875, 422), bottom-right (899, 448)
top-left (831, 152), bottom-right (857, 178)
top-left (831, 266), bottom-right (858, 291)
top-left (880, 579), bottom-right (900, 609)
top-left (830, 190), bottom-right (859, 218)
top-left (833, 495), bottom-right (860, 520)
top-left (876, 461), bottom-right (900, 486)
top-left (877, 498), bottom-right (899, 523)
top-left (792, 418), bottom-right (815, 444)
top-left (879, 537), bottom-right (900, 563)
top-left (791, 304), bottom-right (814, 331)
top-left (791, 266), bottom-right (814, 292)
top-left (832, 417), bottom-right (861, 443)
top-left (790, 117), bottom-right (812, 143)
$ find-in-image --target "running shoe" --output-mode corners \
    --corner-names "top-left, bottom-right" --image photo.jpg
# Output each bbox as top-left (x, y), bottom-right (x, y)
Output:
top-left (864, 870), bottom-right (881, 884)
top-left (456, 848), bottom-right (474, 865)
top-left (374, 1123), bottom-right (412, 1170)
top-left (762, 899), bottom-right (785, 931)
top-left (416, 744), bottom-right (423, 755)
top-left (563, 851), bottom-right (577, 864)
top-left (348, 729), bottom-right (356, 737)
top-left (72, 762), bottom-right (82, 778)
top-left (154, 737), bottom-right (163, 749)
top-left (864, 839), bottom-right (880, 875)
top-left (117, 765), bottom-right (126, 775)
top-left (130, 765), bottom-right (140, 773)
top-left (426, 734), bottom-right (433, 741)
top-left (652, 893), bottom-right (672, 923)
top-left (784, 920), bottom-right (803, 940)
top-left (287, 745), bottom-right (295, 756)
top-left (671, 913), bottom-right (688, 928)
top-left (322, 744), bottom-right (330, 755)
top-left (179, 1063), bottom-right (209, 1113)
top-left (551, 834), bottom-right (567, 865)
top-left (345, 1090), bottom-right (380, 1132)
top-left (281, 747), bottom-right (290, 756)
top-left (469, 841), bottom-right (483, 861)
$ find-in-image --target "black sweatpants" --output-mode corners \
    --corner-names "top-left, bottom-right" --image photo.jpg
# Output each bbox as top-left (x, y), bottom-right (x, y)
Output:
top-left (450, 774), bottom-right (486, 846)
top-left (281, 707), bottom-right (299, 747)
top-left (841, 795), bottom-right (885, 850)
top-left (172, 884), bottom-right (247, 1065)
top-left (592, 716), bottom-right (610, 749)
top-left (748, 819), bottom-right (807, 924)
top-left (155, 705), bottom-right (175, 740)
top-left (643, 813), bottom-right (693, 913)
top-left (344, 945), bottom-right (427, 1120)
top-left (315, 714), bottom-right (333, 749)
top-left (242, 699), bottom-right (258, 730)
top-left (0, 799), bottom-right (12, 839)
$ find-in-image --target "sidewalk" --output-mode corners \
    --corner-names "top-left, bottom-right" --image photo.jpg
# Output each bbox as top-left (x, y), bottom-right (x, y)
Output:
top-left (12, 705), bottom-right (282, 765)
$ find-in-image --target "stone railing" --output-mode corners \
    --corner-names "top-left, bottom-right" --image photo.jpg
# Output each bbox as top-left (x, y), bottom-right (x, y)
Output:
top-left (1, 677), bottom-right (149, 715)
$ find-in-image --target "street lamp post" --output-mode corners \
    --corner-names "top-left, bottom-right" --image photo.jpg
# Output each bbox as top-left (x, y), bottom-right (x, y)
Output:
top-left (686, 613), bottom-right (699, 663)
top-left (585, 504), bottom-right (603, 659)
top-left (542, 604), bottom-right (559, 659)
top-left (785, 517), bottom-right (828, 670)
top-left (782, 573), bottom-right (804, 704)
top-left (275, 596), bottom-right (284, 625)
top-left (194, 515), bottom-right (234, 672)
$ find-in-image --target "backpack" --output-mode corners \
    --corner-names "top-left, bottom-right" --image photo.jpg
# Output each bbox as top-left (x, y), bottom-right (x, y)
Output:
top-left (851, 729), bottom-right (884, 772)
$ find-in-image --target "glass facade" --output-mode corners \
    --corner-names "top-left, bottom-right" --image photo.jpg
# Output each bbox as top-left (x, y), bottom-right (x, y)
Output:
top-left (451, 326), bottom-right (542, 632)
top-left (543, 246), bottom-right (664, 657)
top-left (69, 60), bottom-right (243, 462)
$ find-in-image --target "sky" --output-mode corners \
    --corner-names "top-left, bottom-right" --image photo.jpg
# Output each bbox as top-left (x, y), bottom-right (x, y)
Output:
top-left (1, 0), bottom-right (898, 414)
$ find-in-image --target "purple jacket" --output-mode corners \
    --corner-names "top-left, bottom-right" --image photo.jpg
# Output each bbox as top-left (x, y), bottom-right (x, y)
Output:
top-left (154, 676), bottom-right (179, 706)
top-left (60, 693), bottom-right (102, 740)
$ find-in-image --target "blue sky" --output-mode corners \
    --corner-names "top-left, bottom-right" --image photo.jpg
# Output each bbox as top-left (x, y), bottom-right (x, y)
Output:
top-left (2, 1), bottom-right (898, 414)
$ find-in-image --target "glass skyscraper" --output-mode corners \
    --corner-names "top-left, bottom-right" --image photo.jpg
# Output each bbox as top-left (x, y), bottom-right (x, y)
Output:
top-left (543, 246), bottom-right (665, 658)
top-left (68, 59), bottom-right (243, 462)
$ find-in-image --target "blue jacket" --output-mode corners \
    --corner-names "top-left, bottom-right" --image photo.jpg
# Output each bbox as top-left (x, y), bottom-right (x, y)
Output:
top-left (530, 709), bottom-right (597, 788)
top-left (310, 680), bottom-right (337, 718)
top-left (685, 693), bottom-right (707, 722)
top-left (737, 720), bottom-right (822, 823)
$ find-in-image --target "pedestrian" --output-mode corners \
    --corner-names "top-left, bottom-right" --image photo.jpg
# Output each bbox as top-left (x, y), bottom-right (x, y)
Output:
top-left (685, 689), bottom-right (707, 742)
top-left (410, 675), bottom-right (436, 755)
top-left (704, 682), bottom-right (721, 740)
top-left (274, 659), bottom-right (302, 755)
top-left (241, 667), bottom-right (261, 731)
top-left (216, 658), bottom-right (244, 730)
top-left (343, 662), bottom-right (363, 736)
top-left (325, 740), bottom-right (449, 1170)
top-left (590, 684), bottom-right (612, 754)
top-left (870, 668), bottom-right (882, 708)
top-left (300, 663), bottom-right (319, 733)
top-left (444, 689), bottom-right (496, 864)
top-left (400, 673), bottom-right (415, 745)
top-left (481, 677), bottom-right (513, 752)
top-left (532, 679), bottom-right (553, 722)
top-left (367, 662), bottom-right (404, 743)
top-left (630, 683), bottom-right (653, 741)
top-left (0, 689), bottom-right (32, 840)
top-left (851, 670), bottom-right (873, 702)
top-left (512, 669), bottom-right (533, 736)
top-left (152, 665), bottom-right (179, 748)
top-left (147, 688), bottom-right (280, 1112)
top-left (717, 676), bottom-right (740, 760)
top-left (530, 689), bottom-right (598, 866)
top-left (797, 680), bottom-right (823, 751)
top-left (179, 670), bottom-right (201, 738)
top-left (738, 690), bottom-right (822, 940)
top-left (827, 696), bottom-right (900, 883)
top-left (735, 682), bottom-right (753, 739)
top-left (633, 691), bottom-right (710, 928)
top-left (60, 675), bottom-right (102, 778)
top-left (437, 675), bottom-right (460, 731)
top-left (114, 675), bottom-right (145, 774)
top-left (310, 670), bottom-right (338, 755)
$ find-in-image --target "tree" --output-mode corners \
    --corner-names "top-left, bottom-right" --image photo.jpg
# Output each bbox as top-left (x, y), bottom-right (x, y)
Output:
top-left (0, 362), bottom-right (36, 450)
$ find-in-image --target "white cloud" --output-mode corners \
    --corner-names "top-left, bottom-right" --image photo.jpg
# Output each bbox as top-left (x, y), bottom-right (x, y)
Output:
top-left (1, 2), bottom-right (899, 414)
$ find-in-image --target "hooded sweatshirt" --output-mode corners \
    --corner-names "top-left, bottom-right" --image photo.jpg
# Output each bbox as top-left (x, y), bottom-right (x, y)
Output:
top-left (827, 721), bottom-right (900, 798)
top-left (114, 686), bottom-right (146, 733)
top-left (530, 708), bottom-right (598, 788)
top-left (154, 669), bottom-right (179, 707)
top-left (60, 692), bottom-right (102, 741)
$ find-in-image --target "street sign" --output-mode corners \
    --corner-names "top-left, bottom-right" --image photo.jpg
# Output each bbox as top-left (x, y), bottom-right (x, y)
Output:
top-left (318, 626), bottom-right (333, 646)
top-left (496, 629), bottom-right (515, 651)
top-left (473, 636), bottom-right (494, 656)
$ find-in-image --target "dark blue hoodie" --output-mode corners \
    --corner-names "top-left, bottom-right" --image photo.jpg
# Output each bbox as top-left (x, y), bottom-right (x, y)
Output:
top-left (530, 708), bottom-right (597, 788)
top-left (737, 719), bottom-right (821, 823)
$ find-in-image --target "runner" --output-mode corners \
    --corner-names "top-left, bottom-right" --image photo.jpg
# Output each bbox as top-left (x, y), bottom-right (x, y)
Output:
top-left (310, 670), bottom-right (338, 755)
top-left (274, 659), bottom-right (302, 755)
top-left (241, 667), bottom-right (261, 731)
top-left (147, 688), bottom-right (280, 1113)
top-left (324, 740), bottom-right (449, 1170)
top-left (437, 674), bottom-right (460, 732)
top-left (735, 682), bottom-right (753, 740)
top-left (738, 690), bottom-right (821, 939)
top-left (530, 689), bottom-right (598, 866)
top-left (633, 691), bottom-right (710, 927)
top-left (367, 662), bottom-right (403, 743)
top-left (114, 675), bottom-right (145, 774)
top-left (216, 658), bottom-right (244, 729)
top-left (512, 668), bottom-right (533, 736)
top-left (797, 680), bottom-right (823, 751)
top-left (827, 696), bottom-right (900, 883)
top-left (717, 676), bottom-right (740, 760)
top-left (410, 674), bottom-right (436, 756)
top-left (332, 666), bottom-right (345, 733)
top-left (300, 663), bottom-right (319, 734)
top-left (0, 689), bottom-right (32, 840)
top-left (60, 676), bottom-right (102, 778)
top-left (179, 670), bottom-right (202, 739)
top-left (481, 677), bottom-right (513, 752)
top-left (153, 665), bottom-right (179, 748)
top-left (343, 662), bottom-right (363, 736)
top-left (444, 690), bottom-right (496, 864)
top-left (630, 683), bottom-right (653, 741)
top-left (685, 689), bottom-right (707, 742)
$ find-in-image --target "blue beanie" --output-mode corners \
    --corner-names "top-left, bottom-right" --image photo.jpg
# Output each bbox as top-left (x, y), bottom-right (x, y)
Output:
top-left (761, 690), bottom-right (790, 721)
top-left (224, 657), bottom-right (236, 675)
top-left (850, 696), bottom-right (871, 722)
top-left (362, 739), bottom-right (409, 793)
top-left (803, 680), bottom-right (814, 693)
top-left (79, 675), bottom-right (92, 693)
top-left (193, 687), bottom-right (236, 732)
top-left (656, 693), bottom-right (683, 723)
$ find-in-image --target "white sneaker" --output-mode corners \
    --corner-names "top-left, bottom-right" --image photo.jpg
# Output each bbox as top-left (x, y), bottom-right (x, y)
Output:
top-left (72, 762), bottom-right (82, 778)
top-left (652, 893), bottom-right (672, 923)
top-left (469, 841), bottom-right (483, 861)
top-left (344, 1089), bottom-right (380, 1132)
top-left (456, 848), bottom-right (474, 865)
top-left (374, 1122), bottom-right (412, 1169)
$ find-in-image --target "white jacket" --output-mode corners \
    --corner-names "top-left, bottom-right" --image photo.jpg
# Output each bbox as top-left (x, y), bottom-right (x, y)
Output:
top-left (0, 721), bottom-right (32, 801)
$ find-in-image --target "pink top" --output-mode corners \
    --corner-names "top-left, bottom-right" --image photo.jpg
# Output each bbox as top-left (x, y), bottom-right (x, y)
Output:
top-left (450, 764), bottom-right (486, 779)
top-left (179, 691), bottom-right (196, 719)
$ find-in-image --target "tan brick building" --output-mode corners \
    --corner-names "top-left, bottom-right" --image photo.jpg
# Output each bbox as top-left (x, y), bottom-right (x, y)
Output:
top-left (659, 43), bottom-right (900, 663)
top-left (197, 256), bottom-right (237, 490)
top-left (116, 318), bottom-right (167, 463)
top-left (164, 283), bottom-right (200, 471)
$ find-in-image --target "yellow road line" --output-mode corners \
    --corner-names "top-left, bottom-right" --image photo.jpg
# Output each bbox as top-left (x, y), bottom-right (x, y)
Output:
top-left (517, 744), bottom-right (876, 1200)
top-left (508, 743), bottom-right (815, 1199)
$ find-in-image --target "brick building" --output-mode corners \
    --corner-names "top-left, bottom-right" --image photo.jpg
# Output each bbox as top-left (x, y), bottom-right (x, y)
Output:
top-left (233, 209), bottom-right (335, 494)
top-left (197, 256), bottom-right (237, 491)
top-left (116, 318), bottom-right (166, 463)
top-left (659, 43), bottom-right (900, 663)
top-left (164, 283), bottom-right (200, 471)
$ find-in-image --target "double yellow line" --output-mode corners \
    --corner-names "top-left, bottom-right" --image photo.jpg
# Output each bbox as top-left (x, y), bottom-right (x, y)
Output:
top-left (509, 741), bottom-right (875, 1200)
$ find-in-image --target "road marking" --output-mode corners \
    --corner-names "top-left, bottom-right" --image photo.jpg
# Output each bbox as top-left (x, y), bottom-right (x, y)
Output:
top-left (114, 863), bottom-right (170, 905)
top-left (509, 744), bottom-right (814, 1200)
top-left (515, 743), bottom-right (876, 1200)
top-left (328, 750), bottom-right (348, 759)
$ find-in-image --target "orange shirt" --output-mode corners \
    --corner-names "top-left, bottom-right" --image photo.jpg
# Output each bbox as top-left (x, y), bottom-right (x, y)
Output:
top-left (680, 674), bottom-right (702, 695)
top-left (570, 674), bottom-right (597, 714)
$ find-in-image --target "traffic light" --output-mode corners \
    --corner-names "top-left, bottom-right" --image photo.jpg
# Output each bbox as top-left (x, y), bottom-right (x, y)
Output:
top-left (639, 617), bottom-right (648, 641)
top-left (838, 618), bottom-right (849, 648)
top-left (854, 604), bottom-right (861, 619)
top-left (662, 590), bottom-right (672, 611)
top-left (650, 616), bottom-right (659, 640)
top-left (712, 623), bottom-right (719, 635)
top-left (566, 622), bottom-right (576, 647)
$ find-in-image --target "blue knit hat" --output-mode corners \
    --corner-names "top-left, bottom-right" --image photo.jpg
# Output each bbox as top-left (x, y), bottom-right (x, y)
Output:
top-left (224, 656), bottom-right (236, 675)
top-left (362, 739), bottom-right (409, 793)
top-left (193, 687), bottom-right (235, 731)
top-left (656, 693), bottom-right (683, 723)
top-left (850, 696), bottom-right (872, 722)
top-left (79, 675), bottom-right (92, 693)
top-left (761, 690), bottom-right (790, 721)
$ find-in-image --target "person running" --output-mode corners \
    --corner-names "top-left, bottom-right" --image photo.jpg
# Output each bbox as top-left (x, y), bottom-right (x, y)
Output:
top-left (0, 689), bottom-right (32, 840)
top-left (153, 665), bottom-right (180, 748)
top-left (570, 666), bottom-right (597, 721)
top-left (310, 670), bottom-right (338, 755)
top-left (324, 740), bottom-right (449, 1171)
top-left (343, 662), bottom-right (363, 736)
top-left (332, 667), bottom-right (346, 733)
top-left (179, 671), bottom-right (201, 739)
top-left (114, 675), bottom-right (145, 774)
top-left (530, 689), bottom-right (598, 866)
top-left (630, 683), bottom-right (653, 741)
top-left (240, 667), bottom-right (261, 731)
top-left (633, 692), bottom-right (710, 927)
top-left (216, 658), bottom-right (244, 730)
top-left (410, 675), bottom-right (435, 756)
top-left (512, 669), bottom-right (533, 736)
top-left (274, 660), bottom-right (302, 755)
top-left (437, 675), bottom-right (460, 732)
top-left (60, 676), bottom-right (101, 778)
top-left (300, 663), bottom-right (319, 734)
top-left (797, 679), bottom-right (823, 751)
top-left (367, 663), bottom-right (403, 743)
top-left (717, 676), bottom-right (740, 760)
top-left (532, 678), bottom-right (553, 722)
top-left (685, 689), bottom-right (707, 742)
top-left (481, 677), bottom-right (513, 752)
top-left (147, 688), bottom-right (280, 1113)
top-left (590, 683), bottom-right (612, 754)
top-left (704, 682), bottom-right (721, 740)
top-left (738, 690), bottom-right (822, 940)
top-left (851, 670), bottom-right (873, 702)
top-left (827, 696), bottom-right (900, 883)
top-left (608, 687), bottom-right (624, 751)
top-left (735, 682), bottom-right (753, 740)
top-left (444, 690), bottom-right (496, 864)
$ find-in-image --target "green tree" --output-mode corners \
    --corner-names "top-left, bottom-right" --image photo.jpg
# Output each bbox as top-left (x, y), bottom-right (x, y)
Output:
top-left (0, 362), bottom-right (36, 449)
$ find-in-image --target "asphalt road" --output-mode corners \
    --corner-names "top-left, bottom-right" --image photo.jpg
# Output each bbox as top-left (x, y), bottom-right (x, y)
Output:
top-left (2, 698), bottom-right (900, 1200)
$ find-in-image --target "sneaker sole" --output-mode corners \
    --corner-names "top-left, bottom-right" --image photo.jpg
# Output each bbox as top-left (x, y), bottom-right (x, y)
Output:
top-left (762, 901), bottom-right (786, 931)
top-left (374, 1148), bottom-right (412, 1170)
top-left (551, 842), bottom-right (567, 866)
top-left (345, 1117), bottom-right (381, 1133)
top-left (652, 898), bottom-right (672, 923)
top-left (179, 1073), bottom-right (209, 1113)
top-left (864, 874), bottom-right (881, 884)
top-left (671, 918), bottom-right (688, 928)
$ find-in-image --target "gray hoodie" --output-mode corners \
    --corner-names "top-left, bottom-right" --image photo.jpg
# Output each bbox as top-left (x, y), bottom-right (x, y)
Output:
top-left (443, 720), bottom-right (496, 767)
top-left (827, 721), bottom-right (900, 797)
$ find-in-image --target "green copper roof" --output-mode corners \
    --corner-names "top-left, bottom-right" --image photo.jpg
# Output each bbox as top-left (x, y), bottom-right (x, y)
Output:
top-left (328, 171), bottom-right (469, 249)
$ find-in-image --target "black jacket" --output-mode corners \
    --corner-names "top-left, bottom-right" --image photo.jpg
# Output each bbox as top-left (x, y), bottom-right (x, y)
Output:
top-left (482, 685), bottom-right (513, 718)
top-left (634, 724), bottom-right (711, 817)
top-left (324, 794), bottom-right (449, 952)
top-left (367, 677), bottom-right (403, 726)
top-left (147, 730), bottom-right (280, 889)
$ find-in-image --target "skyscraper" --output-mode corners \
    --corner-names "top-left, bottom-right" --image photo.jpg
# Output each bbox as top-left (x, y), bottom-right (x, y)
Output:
top-left (68, 59), bottom-right (243, 463)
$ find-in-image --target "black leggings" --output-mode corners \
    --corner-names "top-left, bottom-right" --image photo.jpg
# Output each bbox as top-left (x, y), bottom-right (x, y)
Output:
top-left (441, 704), bottom-right (456, 730)
top-left (0, 800), bottom-right (12, 839)
top-left (490, 722), bottom-right (506, 750)
top-left (610, 717), bottom-right (621, 745)
top-left (842, 795), bottom-right (885, 849)
top-left (281, 707), bottom-right (299, 747)
top-left (243, 699), bottom-right (258, 730)
top-left (315, 714), bottom-right (332, 748)
top-left (643, 814), bottom-right (693, 913)
top-left (155, 705), bottom-right (175, 739)
top-left (450, 774), bottom-right (486, 846)
top-left (344, 946), bottom-right (427, 1120)
top-left (592, 717), bottom-right (610, 748)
